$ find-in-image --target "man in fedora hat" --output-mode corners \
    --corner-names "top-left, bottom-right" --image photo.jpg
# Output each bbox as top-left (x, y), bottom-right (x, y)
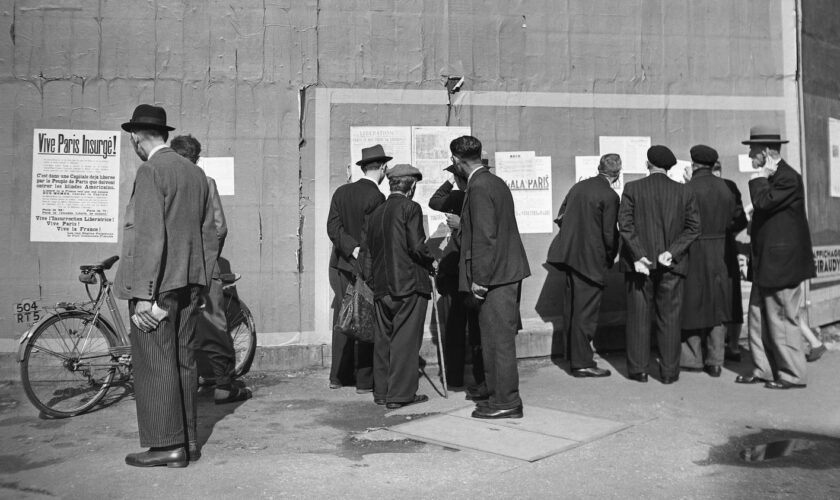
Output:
top-left (116, 105), bottom-right (218, 467)
top-left (735, 126), bottom-right (815, 389)
top-left (362, 164), bottom-right (434, 409)
top-left (618, 145), bottom-right (700, 385)
top-left (327, 144), bottom-right (389, 393)
top-left (680, 145), bottom-right (747, 378)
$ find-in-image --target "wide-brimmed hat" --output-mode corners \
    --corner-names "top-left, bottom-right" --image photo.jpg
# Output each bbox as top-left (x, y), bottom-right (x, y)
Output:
top-left (121, 104), bottom-right (175, 133)
top-left (386, 164), bottom-right (422, 181)
top-left (356, 144), bottom-right (393, 166)
top-left (741, 125), bottom-right (788, 145)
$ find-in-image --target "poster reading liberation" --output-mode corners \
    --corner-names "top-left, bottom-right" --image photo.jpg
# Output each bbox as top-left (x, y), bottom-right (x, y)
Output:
top-left (350, 127), bottom-right (412, 198)
top-left (30, 129), bottom-right (121, 243)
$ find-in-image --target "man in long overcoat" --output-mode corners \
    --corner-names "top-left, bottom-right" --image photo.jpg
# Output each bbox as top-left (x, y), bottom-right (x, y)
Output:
top-left (680, 145), bottom-right (747, 377)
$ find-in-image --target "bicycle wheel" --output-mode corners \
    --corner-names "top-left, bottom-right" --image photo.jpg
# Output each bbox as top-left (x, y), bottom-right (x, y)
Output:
top-left (20, 311), bottom-right (118, 418)
top-left (225, 297), bottom-right (257, 377)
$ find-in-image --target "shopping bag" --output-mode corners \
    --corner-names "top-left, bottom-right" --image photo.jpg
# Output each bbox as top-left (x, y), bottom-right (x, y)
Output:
top-left (334, 277), bottom-right (376, 343)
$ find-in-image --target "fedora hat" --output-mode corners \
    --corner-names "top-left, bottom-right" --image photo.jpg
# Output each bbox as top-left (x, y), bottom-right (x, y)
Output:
top-left (356, 144), bottom-right (392, 166)
top-left (742, 125), bottom-right (788, 145)
top-left (121, 104), bottom-right (175, 133)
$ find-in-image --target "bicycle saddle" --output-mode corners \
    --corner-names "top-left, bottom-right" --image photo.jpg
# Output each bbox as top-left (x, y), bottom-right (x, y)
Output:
top-left (80, 255), bottom-right (120, 272)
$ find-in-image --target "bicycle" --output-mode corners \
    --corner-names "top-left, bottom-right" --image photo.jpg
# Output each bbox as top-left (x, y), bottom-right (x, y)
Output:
top-left (17, 255), bottom-right (257, 418)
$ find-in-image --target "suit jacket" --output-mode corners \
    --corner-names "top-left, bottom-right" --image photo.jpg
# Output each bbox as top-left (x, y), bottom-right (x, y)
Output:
top-left (115, 147), bottom-right (217, 300)
top-left (546, 175), bottom-right (619, 285)
top-left (618, 172), bottom-right (701, 276)
top-left (748, 160), bottom-right (816, 288)
top-left (327, 178), bottom-right (385, 273)
top-left (682, 168), bottom-right (744, 328)
top-left (458, 167), bottom-right (531, 291)
top-left (364, 193), bottom-right (435, 300)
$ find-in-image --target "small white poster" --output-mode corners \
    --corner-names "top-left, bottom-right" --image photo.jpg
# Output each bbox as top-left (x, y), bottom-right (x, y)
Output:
top-left (30, 129), bottom-right (121, 242)
top-left (668, 160), bottom-right (692, 184)
top-left (828, 118), bottom-right (840, 197)
top-left (350, 127), bottom-right (412, 197)
top-left (411, 126), bottom-right (471, 234)
top-left (738, 154), bottom-right (755, 173)
top-left (495, 151), bottom-right (553, 233)
top-left (599, 136), bottom-right (651, 174)
top-left (197, 157), bottom-right (235, 196)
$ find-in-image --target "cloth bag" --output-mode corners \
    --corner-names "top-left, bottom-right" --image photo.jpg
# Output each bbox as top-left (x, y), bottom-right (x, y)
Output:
top-left (334, 277), bottom-right (376, 343)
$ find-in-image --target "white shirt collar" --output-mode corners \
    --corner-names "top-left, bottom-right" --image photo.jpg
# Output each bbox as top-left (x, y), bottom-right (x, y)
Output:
top-left (147, 144), bottom-right (167, 160)
top-left (359, 176), bottom-right (378, 185)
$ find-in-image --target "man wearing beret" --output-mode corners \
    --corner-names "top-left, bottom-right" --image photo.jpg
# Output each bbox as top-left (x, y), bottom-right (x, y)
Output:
top-left (451, 136), bottom-right (531, 418)
top-left (362, 164), bottom-right (435, 409)
top-left (327, 145), bottom-right (388, 392)
top-left (117, 105), bottom-right (218, 467)
top-left (735, 126), bottom-right (815, 389)
top-left (618, 145), bottom-right (700, 384)
top-left (680, 145), bottom-right (747, 377)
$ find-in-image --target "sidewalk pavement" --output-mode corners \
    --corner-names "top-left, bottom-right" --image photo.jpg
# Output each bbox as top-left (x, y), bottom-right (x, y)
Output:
top-left (1, 344), bottom-right (838, 499)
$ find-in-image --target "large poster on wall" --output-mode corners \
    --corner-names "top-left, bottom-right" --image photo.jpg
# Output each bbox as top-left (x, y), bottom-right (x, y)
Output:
top-left (30, 129), bottom-right (121, 243)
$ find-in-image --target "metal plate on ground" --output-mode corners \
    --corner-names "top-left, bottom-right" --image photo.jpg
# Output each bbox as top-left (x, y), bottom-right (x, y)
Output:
top-left (390, 406), bottom-right (629, 462)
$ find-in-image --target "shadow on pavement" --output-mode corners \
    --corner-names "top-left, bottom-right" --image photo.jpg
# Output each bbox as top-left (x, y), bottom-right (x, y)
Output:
top-left (695, 428), bottom-right (840, 469)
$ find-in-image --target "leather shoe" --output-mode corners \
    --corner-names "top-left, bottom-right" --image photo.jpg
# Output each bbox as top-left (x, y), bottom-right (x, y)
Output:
top-left (329, 382), bottom-right (342, 389)
top-left (765, 380), bottom-right (806, 390)
top-left (125, 447), bottom-right (188, 468)
top-left (374, 397), bottom-right (386, 405)
top-left (661, 375), bottom-right (679, 385)
top-left (571, 367), bottom-right (611, 378)
top-left (704, 365), bottom-right (722, 378)
top-left (628, 372), bottom-right (648, 383)
top-left (188, 444), bottom-right (201, 462)
top-left (734, 375), bottom-right (767, 384)
top-left (471, 405), bottom-right (524, 419)
top-left (806, 344), bottom-right (827, 362)
top-left (385, 394), bottom-right (428, 409)
top-left (215, 385), bottom-right (252, 405)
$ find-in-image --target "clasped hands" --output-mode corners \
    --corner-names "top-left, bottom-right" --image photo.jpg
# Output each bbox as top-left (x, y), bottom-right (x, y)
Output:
top-left (633, 251), bottom-right (673, 276)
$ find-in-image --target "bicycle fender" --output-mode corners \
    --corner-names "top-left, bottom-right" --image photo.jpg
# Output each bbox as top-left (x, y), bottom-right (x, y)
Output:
top-left (16, 310), bottom-right (118, 363)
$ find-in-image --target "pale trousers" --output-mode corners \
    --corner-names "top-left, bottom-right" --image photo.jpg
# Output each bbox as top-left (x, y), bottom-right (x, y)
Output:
top-left (747, 283), bottom-right (807, 385)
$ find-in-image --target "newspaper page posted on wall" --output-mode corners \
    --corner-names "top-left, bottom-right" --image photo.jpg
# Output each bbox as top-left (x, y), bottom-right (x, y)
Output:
top-left (350, 127), bottom-right (412, 198)
top-left (412, 126), bottom-right (471, 236)
top-left (30, 129), bottom-right (121, 243)
top-left (599, 136), bottom-right (651, 175)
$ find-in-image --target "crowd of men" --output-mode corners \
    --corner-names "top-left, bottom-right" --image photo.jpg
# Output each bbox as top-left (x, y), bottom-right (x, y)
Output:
top-left (113, 103), bottom-right (818, 468)
top-left (327, 124), bottom-right (818, 423)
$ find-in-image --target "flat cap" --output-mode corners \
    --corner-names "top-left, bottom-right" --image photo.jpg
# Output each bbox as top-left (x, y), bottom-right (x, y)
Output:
top-left (647, 145), bottom-right (677, 169)
top-left (386, 163), bottom-right (423, 180)
top-left (690, 144), bottom-right (718, 166)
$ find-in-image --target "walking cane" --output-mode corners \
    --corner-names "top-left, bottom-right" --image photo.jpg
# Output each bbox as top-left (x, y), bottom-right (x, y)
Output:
top-left (430, 285), bottom-right (448, 398)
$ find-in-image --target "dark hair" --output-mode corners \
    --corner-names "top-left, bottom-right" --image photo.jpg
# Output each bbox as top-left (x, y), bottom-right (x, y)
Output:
top-left (598, 153), bottom-right (622, 176)
top-left (361, 160), bottom-right (384, 173)
top-left (133, 127), bottom-right (169, 144)
top-left (170, 134), bottom-right (201, 164)
top-left (449, 136), bottom-right (482, 162)
top-left (389, 176), bottom-right (417, 194)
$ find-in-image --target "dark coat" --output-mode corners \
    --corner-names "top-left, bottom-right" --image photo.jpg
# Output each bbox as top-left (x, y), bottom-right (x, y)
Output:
top-left (458, 167), bottom-right (531, 291)
top-left (722, 178), bottom-right (748, 321)
top-left (546, 175), bottom-right (620, 286)
top-left (115, 147), bottom-right (217, 300)
top-left (364, 193), bottom-right (435, 300)
top-left (748, 161), bottom-right (816, 288)
top-left (327, 178), bottom-right (385, 273)
top-left (428, 181), bottom-right (465, 291)
top-left (682, 168), bottom-right (745, 329)
top-left (618, 172), bottom-right (701, 276)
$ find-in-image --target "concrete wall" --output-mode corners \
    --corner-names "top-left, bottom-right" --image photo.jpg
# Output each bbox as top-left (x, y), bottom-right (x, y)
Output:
top-left (1, 0), bottom-right (820, 365)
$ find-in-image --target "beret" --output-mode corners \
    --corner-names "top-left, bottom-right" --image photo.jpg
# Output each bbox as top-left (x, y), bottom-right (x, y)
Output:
top-left (690, 144), bottom-right (718, 166)
top-left (386, 163), bottom-right (423, 180)
top-left (647, 145), bottom-right (677, 169)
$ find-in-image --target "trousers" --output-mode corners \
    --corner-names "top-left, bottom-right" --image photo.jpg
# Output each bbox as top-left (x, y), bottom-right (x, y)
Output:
top-left (747, 283), bottom-right (807, 384)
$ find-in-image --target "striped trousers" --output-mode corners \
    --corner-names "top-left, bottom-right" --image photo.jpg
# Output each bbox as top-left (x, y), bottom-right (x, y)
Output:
top-left (130, 286), bottom-right (201, 448)
top-left (625, 271), bottom-right (684, 377)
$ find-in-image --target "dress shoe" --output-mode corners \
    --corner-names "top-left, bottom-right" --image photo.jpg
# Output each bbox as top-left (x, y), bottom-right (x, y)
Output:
top-left (356, 388), bottom-right (373, 394)
top-left (471, 405), bottom-right (524, 419)
top-left (374, 397), bottom-right (386, 405)
top-left (734, 375), bottom-right (767, 384)
top-left (681, 366), bottom-right (703, 373)
top-left (385, 394), bottom-right (428, 409)
top-left (704, 365), bottom-right (722, 378)
top-left (215, 385), bottom-right (252, 405)
top-left (329, 382), bottom-right (342, 389)
top-left (125, 447), bottom-right (188, 468)
top-left (806, 344), bottom-right (827, 362)
top-left (628, 372), bottom-right (648, 383)
top-left (661, 375), bottom-right (679, 385)
top-left (571, 367), bottom-right (611, 378)
top-left (764, 380), bottom-right (806, 390)
top-left (188, 443), bottom-right (201, 462)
